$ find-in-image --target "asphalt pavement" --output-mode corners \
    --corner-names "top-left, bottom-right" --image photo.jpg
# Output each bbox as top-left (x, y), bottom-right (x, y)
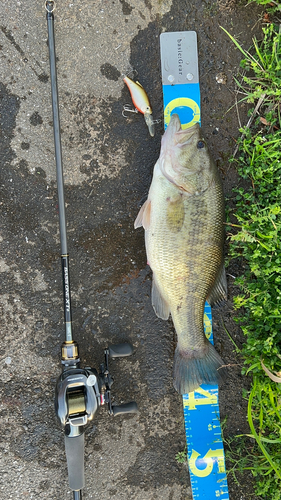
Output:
top-left (0, 0), bottom-right (261, 498)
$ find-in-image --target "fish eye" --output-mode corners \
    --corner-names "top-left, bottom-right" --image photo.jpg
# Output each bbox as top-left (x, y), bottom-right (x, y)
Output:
top-left (197, 141), bottom-right (205, 149)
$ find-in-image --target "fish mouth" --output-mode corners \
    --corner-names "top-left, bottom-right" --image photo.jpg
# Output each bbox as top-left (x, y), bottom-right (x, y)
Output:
top-left (176, 124), bottom-right (200, 145)
top-left (169, 114), bottom-right (200, 133)
top-left (169, 113), bottom-right (182, 132)
top-left (167, 114), bottom-right (200, 146)
top-left (160, 114), bottom-right (201, 191)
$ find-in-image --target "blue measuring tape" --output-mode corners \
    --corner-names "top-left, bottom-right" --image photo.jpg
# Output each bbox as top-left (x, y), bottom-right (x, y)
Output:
top-left (160, 31), bottom-right (229, 500)
top-left (183, 303), bottom-right (229, 499)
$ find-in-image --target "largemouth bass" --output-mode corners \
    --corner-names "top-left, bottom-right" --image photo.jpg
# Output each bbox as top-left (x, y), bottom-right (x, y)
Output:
top-left (135, 114), bottom-right (227, 394)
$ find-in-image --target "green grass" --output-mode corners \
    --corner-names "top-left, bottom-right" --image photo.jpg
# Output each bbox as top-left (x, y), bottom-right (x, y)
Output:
top-left (247, 0), bottom-right (281, 14)
top-left (225, 379), bottom-right (281, 499)
top-left (222, 21), bottom-right (281, 499)
top-left (221, 23), bottom-right (281, 110)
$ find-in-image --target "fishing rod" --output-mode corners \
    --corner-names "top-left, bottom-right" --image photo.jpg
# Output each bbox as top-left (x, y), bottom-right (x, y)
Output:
top-left (45, 2), bottom-right (138, 498)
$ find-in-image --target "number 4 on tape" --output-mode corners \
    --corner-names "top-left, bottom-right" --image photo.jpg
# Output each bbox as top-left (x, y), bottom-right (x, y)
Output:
top-left (160, 32), bottom-right (230, 500)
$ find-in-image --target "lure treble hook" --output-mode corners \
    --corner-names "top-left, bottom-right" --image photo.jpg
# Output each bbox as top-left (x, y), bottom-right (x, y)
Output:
top-left (122, 104), bottom-right (139, 118)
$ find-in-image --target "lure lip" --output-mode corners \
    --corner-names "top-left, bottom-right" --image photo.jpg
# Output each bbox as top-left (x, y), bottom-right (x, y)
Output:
top-left (144, 112), bottom-right (155, 137)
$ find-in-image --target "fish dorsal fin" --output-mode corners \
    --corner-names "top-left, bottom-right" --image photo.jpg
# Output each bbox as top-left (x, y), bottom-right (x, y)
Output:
top-left (152, 277), bottom-right (170, 320)
top-left (134, 199), bottom-right (151, 230)
top-left (136, 80), bottom-right (143, 88)
top-left (207, 262), bottom-right (228, 307)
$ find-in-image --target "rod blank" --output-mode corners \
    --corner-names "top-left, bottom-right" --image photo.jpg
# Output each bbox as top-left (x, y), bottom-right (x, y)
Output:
top-left (46, 2), bottom-right (73, 342)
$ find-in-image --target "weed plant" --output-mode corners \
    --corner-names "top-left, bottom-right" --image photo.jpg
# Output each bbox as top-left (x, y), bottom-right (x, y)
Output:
top-left (247, 0), bottom-right (281, 15)
top-left (224, 22), bottom-right (281, 498)
top-left (230, 127), bottom-right (281, 376)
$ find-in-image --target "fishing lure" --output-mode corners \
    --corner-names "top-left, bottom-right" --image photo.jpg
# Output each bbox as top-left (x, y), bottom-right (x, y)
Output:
top-left (123, 76), bottom-right (155, 137)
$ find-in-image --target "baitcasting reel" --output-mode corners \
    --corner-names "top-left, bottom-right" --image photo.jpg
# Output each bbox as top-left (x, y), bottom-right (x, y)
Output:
top-left (55, 341), bottom-right (138, 497)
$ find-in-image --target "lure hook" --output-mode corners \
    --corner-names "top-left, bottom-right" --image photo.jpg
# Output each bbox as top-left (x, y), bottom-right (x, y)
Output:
top-left (122, 104), bottom-right (139, 118)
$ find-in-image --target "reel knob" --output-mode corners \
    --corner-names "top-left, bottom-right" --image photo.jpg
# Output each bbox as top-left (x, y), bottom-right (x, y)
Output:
top-left (101, 343), bottom-right (138, 416)
top-left (108, 343), bottom-right (134, 358)
top-left (112, 402), bottom-right (138, 416)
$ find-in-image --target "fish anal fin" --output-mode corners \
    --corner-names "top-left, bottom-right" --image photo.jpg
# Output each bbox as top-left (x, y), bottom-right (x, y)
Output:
top-left (152, 277), bottom-right (170, 320)
top-left (207, 263), bottom-right (228, 307)
top-left (134, 199), bottom-right (151, 230)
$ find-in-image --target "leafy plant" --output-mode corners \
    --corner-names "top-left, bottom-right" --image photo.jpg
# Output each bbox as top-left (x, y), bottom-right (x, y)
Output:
top-left (175, 446), bottom-right (187, 464)
top-left (247, 0), bottom-right (281, 14)
top-left (229, 127), bottom-right (281, 377)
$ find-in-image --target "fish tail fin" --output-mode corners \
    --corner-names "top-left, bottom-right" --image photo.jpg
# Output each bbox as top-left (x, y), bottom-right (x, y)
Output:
top-left (173, 342), bottom-right (226, 394)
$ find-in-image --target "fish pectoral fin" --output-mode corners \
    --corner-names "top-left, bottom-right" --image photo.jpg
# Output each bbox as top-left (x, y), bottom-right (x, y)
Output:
top-left (152, 277), bottom-right (170, 320)
top-left (134, 199), bottom-right (151, 230)
top-left (207, 262), bottom-right (228, 307)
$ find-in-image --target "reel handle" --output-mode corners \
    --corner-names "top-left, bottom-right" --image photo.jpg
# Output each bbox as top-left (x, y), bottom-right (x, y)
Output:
top-left (112, 402), bottom-right (138, 416)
